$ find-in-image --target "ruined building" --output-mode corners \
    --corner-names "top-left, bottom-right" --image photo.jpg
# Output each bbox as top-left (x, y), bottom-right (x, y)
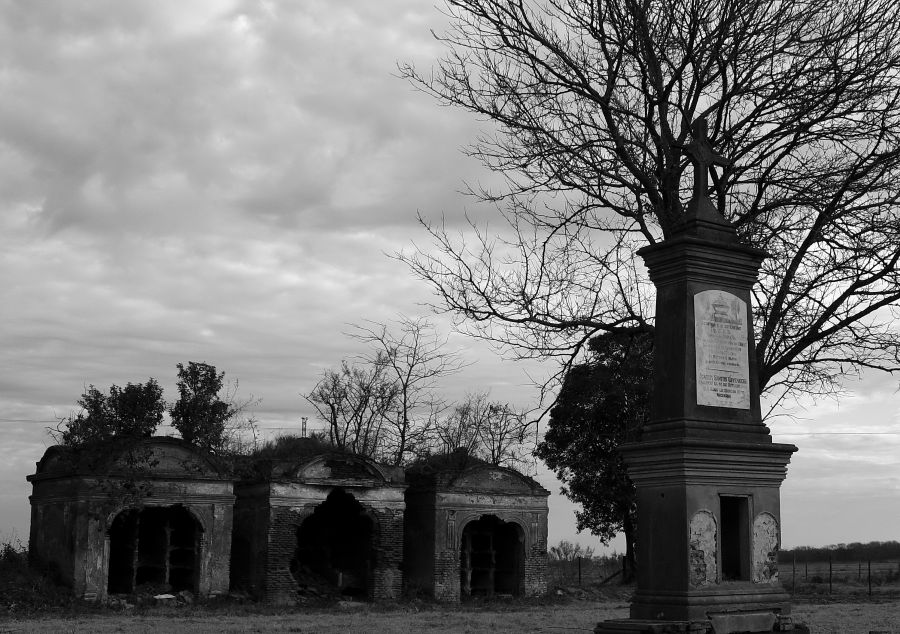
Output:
top-left (28, 442), bottom-right (549, 603)
top-left (403, 452), bottom-right (550, 601)
top-left (231, 448), bottom-right (406, 603)
top-left (27, 437), bottom-right (235, 601)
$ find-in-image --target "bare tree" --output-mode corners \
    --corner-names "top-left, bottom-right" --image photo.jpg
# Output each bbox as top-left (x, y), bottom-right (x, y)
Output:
top-left (305, 355), bottom-right (399, 459)
top-left (478, 400), bottom-right (532, 468)
top-left (432, 391), bottom-right (489, 457)
top-left (432, 391), bottom-right (534, 469)
top-left (399, 0), bottom-right (900, 407)
top-left (348, 316), bottom-right (467, 465)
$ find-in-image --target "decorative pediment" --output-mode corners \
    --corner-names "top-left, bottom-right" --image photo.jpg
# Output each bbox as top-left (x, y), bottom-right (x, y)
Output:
top-left (285, 453), bottom-right (402, 484)
top-left (452, 466), bottom-right (547, 495)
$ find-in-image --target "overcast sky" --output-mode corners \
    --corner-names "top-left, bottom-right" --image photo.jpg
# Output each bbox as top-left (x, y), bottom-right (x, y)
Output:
top-left (1, 1), bottom-right (897, 553)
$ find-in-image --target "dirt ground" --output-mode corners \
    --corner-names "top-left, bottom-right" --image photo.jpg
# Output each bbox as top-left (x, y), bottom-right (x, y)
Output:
top-left (1, 599), bottom-right (898, 634)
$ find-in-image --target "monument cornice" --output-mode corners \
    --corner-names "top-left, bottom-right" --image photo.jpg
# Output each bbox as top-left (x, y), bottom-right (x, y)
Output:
top-left (619, 438), bottom-right (797, 487)
top-left (29, 492), bottom-right (237, 505)
top-left (619, 436), bottom-right (798, 455)
top-left (639, 236), bottom-right (766, 288)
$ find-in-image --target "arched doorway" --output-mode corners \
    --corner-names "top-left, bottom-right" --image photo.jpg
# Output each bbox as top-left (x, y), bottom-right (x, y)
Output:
top-left (460, 515), bottom-right (524, 598)
top-left (107, 505), bottom-right (201, 594)
top-left (291, 488), bottom-right (375, 598)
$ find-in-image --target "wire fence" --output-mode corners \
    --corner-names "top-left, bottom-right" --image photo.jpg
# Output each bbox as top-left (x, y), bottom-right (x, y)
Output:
top-left (548, 557), bottom-right (625, 588)
top-left (548, 556), bottom-right (900, 599)
top-left (780, 558), bottom-right (900, 598)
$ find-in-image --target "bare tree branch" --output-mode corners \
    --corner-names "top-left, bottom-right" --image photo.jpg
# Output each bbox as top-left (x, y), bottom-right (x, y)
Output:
top-left (398, 0), bottom-right (900, 406)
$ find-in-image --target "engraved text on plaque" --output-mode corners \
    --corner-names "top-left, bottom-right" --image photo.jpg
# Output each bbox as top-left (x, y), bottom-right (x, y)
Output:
top-left (694, 290), bottom-right (750, 409)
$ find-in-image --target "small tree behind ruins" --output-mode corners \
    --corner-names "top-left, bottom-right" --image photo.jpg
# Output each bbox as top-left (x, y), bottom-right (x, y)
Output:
top-left (306, 355), bottom-right (400, 459)
top-left (53, 378), bottom-right (166, 510)
top-left (170, 361), bottom-right (241, 453)
top-left (54, 362), bottom-right (254, 454)
top-left (348, 316), bottom-right (467, 465)
top-left (305, 318), bottom-right (534, 469)
top-left (57, 379), bottom-right (165, 446)
top-left (434, 391), bottom-right (533, 470)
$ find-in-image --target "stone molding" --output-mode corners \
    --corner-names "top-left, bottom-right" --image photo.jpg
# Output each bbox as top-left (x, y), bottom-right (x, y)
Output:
top-left (638, 236), bottom-right (765, 289)
top-left (620, 439), bottom-right (797, 488)
top-left (450, 510), bottom-right (533, 553)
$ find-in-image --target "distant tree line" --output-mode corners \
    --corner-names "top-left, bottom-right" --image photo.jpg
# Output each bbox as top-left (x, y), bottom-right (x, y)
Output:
top-left (548, 540), bottom-right (595, 562)
top-left (779, 541), bottom-right (900, 563)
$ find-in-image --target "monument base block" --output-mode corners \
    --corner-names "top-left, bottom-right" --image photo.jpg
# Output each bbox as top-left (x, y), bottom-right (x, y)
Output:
top-left (630, 583), bottom-right (791, 621)
top-left (596, 612), bottom-right (803, 633)
top-left (595, 619), bottom-right (707, 633)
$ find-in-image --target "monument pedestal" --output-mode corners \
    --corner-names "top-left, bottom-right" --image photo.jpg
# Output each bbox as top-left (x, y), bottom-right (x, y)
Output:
top-left (620, 438), bottom-right (795, 624)
top-left (598, 122), bottom-right (799, 633)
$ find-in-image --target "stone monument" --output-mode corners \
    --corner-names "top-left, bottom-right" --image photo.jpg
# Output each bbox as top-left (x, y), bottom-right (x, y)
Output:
top-left (597, 119), bottom-right (799, 633)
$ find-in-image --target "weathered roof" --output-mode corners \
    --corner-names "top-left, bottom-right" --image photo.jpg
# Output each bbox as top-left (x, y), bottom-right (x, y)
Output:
top-left (28, 436), bottom-right (231, 481)
top-left (251, 451), bottom-right (405, 485)
top-left (405, 450), bottom-right (549, 496)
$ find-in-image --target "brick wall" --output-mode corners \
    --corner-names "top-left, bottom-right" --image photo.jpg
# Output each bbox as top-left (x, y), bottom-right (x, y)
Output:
top-left (433, 549), bottom-right (461, 601)
top-left (420, 502), bottom-right (550, 601)
top-left (230, 485), bottom-right (271, 598)
top-left (262, 497), bottom-right (406, 604)
top-left (264, 505), bottom-right (304, 604)
top-left (401, 490), bottom-right (435, 597)
top-left (369, 506), bottom-right (404, 600)
top-left (524, 538), bottom-right (549, 596)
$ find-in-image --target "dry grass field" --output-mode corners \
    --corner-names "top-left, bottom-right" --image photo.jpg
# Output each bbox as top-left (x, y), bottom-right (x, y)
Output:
top-left (1, 598), bottom-right (898, 633)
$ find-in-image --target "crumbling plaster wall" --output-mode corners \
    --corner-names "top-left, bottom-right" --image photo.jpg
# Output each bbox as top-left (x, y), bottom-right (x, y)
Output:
top-left (752, 512), bottom-right (779, 584)
top-left (101, 481), bottom-right (234, 600)
top-left (689, 509), bottom-right (718, 588)
top-left (401, 489), bottom-right (436, 596)
top-left (230, 482), bottom-right (272, 597)
top-left (430, 491), bottom-right (549, 601)
top-left (28, 479), bottom-right (82, 591)
top-left (29, 471), bottom-right (234, 601)
top-left (262, 482), bottom-right (406, 604)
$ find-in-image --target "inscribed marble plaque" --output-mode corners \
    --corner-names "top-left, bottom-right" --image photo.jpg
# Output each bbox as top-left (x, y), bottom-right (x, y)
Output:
top-left (694, 290), bottom-right (750, 409)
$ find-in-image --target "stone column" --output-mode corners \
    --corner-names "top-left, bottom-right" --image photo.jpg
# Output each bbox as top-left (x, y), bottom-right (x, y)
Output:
top-left (598, 123), bottom-right (797, 632)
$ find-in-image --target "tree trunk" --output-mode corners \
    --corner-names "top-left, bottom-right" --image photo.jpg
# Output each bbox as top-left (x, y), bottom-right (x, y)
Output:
top-left (623, 510), bottom-right (636, 584)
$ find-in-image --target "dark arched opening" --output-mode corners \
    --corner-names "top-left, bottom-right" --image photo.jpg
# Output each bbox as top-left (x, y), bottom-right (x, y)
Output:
top-left (108, 505), bottom-right (201, 594)
top-left (460, 515), bottom-right (524, 598)
top-left (291, 488), bottom-right (374, 598)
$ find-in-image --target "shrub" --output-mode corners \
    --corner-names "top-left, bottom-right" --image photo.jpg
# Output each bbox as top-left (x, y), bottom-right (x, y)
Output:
top-left (0, 539), bottom-right (73, 613)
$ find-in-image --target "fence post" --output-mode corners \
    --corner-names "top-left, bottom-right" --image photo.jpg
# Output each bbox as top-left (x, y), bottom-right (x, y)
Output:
top-left (858, 561), bottom-right (862, 581)
top-left (792, 554), bottom-right (796, 596)
top-left (868, 559), bottom-right (872, 597)
top-left (828, 553), bottom-right (833, 595)
top-left (804, 559), bottom-right (808, 580)
top-left (578, 556), bottom-right (582, 586)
